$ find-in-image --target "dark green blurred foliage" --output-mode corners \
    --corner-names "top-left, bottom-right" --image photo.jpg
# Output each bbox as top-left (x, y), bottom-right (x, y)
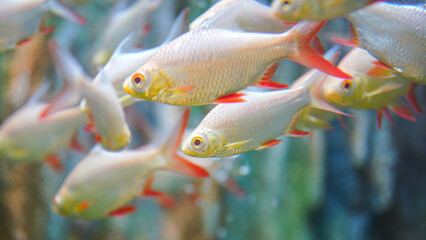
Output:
top-left (0, 1), bottom-right (425, 240)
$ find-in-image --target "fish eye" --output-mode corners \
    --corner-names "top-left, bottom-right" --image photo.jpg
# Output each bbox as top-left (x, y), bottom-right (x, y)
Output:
top-left (132, 73), bottom-right (145, 88)
top-left (342, 79), bottom-right (353, 90)
top-left (282, 0), bottom-right (291, 5)
top-left (191, 136), bottom-right (204, 150)
top-left (281, 0), bottom-right (293, 10)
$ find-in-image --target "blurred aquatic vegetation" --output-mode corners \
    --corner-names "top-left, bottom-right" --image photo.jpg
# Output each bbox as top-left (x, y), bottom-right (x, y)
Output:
top-left (0, 0), bottom-right (425, 240)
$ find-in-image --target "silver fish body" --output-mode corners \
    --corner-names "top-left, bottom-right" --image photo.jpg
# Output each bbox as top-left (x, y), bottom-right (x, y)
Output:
top-left (181, 88), bottom-right (311, 157)
top-left (347, 2), bottom-right (426, 83)
top-left (52, 146), bottom-right (166, 219)
top-left (0, 104), bottom-right (86, 162)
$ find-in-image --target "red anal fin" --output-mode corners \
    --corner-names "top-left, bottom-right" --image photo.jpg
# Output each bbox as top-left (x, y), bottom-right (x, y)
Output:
top-left (366, 62), bottom-right (395, 78)
top-left (261, 62), bottom-right (280, 82)
top-left (108, 206), bottom-right (137, 217)
top-left (311, 36), bottom-right (325, 55)
top-left (214, 93), bottom-right (246, 104)
top-left (171, 154), bottom-right (210, 178)
top-left (45, 155), bottom-right (63, 172)
top-left (16, 38), bottom-right (33, 47)
top-left (256, 80), bottom-right (288, 90)
top-left (256, 139), bottom-right (282, 150)
top-left (388, 103), bottom-right (416, 122)
top-left (405, 83), bottom-right (423, 115)
top-left (287, 129), bottom-right (310, 137)
top-left (142, 176), bottom-right (165, 197)
top-left (70, 133), bottom-right (85, 153)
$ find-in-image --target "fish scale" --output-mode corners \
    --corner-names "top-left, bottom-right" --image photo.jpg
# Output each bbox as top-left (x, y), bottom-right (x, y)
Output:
top-left (347, 3), bottom-right (426, 83)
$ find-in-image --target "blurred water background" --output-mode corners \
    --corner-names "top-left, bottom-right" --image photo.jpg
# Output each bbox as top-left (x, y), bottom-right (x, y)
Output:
top-left (0, 0), bottom-right (425, 240)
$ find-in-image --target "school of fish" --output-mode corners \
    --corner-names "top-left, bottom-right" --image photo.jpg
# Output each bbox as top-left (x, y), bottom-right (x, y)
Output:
top-left (0, 0), bottom-right (424, 219)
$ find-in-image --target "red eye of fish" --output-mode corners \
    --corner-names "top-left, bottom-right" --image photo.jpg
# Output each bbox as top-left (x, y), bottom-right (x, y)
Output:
top-left (194, 139), bottom-right (201, 146)
top-left (192, 137), bottom-right (204, 149)
top-left (342, 80), bottom-right (352, 90)
top-left (132, 73), bottom-right (145, 85)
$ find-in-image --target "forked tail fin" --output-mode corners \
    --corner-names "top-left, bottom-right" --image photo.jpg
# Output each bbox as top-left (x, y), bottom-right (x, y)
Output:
top-left (288, 21), bottom-right (351, 79)
top-left (162, 109), bottom-right (210, 178)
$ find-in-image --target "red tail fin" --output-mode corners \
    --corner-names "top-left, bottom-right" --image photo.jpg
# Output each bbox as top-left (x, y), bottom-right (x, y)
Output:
top-left (290, 21), bottom-right (351, 79)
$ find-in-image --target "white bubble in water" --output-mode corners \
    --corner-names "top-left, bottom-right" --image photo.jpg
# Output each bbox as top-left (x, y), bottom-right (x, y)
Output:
top-left (239, 165), bottom-right (251, 175)
top-left (271, 198), bottom-right (279, 208)
top-left (184, 183), bottom-right (195, 194)
top-left (217, 227), bottom-right (227, 238)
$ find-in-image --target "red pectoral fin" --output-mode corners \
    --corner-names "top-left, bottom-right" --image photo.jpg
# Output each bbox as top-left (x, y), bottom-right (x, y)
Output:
top-left (45, 155), bottom-right (63, 172)
top-left (108, 206), bottom-right (137, 217)
top-left (388, 103), bottom-right (416, 122)
top-left (142, 176), bottom-right (165, 198)
top-left (214, 93), bottom-right (246, 104)
top-left (170, 154), bottom-right (210, 178)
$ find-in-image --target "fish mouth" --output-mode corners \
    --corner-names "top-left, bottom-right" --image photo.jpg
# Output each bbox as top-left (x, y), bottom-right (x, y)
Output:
top-left (123, 82), bottom-right (137, 97)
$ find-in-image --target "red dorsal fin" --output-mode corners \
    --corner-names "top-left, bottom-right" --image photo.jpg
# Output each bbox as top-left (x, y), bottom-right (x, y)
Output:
top-left (388, 103), bottom-right (416, 122)
top-left (45, 154), bottom-right (63, 172)
top-left (142, 176), bottom-right (165, 197)
top-left (405, 83), bottom-right (422, 115)
top-left (108, 206), bottom-right (137, 217)
top-left (290, 21), bottom-right (351, 79)
top-left (256, 139), bottom-right (282, 150)
top-left (366, 61), bottom-right (395, 78)
top-left (164, 109), bottom-right (210, 178)
top-left (214, 93), bottom-right (246, 104)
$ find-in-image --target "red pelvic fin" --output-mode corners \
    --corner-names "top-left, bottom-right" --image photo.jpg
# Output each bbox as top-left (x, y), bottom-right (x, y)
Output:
top-left (405, 83), bottom-right (423, 115)
top-left (142, 176), bottom-right (165, 198)
top-left (214, 93), bottom-right (246, 104)
top-left (261, 62), bottom-right (280, 82)
top-left (256, 139), bottom-right (282, 150)
top-left (337, 115), bottom-right (347, 130)
top-left (45, 154), bottom-right (63, 172)
top-left (94, 133), bottom-right (102, 143)
top-left (108, 206), bottom-right (137, 217)
top-left (388, 103), bottom-right (416, 122)
top-left (377, 107), bottom-right (394, 130)
top-left (287, 129), bottom-right (311, 137)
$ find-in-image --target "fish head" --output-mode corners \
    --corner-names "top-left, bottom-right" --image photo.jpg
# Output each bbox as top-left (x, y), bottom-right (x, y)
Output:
top-left (271, 0), bottom-right (308, 22)
top-left (181, 128), bottom-right (225, 158)
top-left (101, 125), bottom-right (132, 151)
top-left (123, 68), bottom-right (167, 101)
top-left (51, 188), bottom-right (92, 218)
top-left (322, 76), bottom-right (357, 107)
